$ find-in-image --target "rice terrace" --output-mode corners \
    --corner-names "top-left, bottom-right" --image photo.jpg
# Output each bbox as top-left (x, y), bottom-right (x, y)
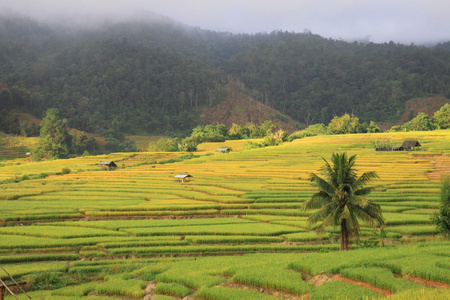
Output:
top-left (0, 130), bottom-right (448, 300)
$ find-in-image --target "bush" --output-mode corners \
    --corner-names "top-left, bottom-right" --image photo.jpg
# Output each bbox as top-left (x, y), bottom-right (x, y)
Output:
top-left (24, 272), bottom-right (72, 291)
top-left (327, 114), bottom-right (364, 134)
top-left (62, 168), bottom-right (71, 175)
top-left (432, 176), bottom-right (450, 235)
top-left (433, 103), bottom-right (450, 129)
top-left (392, 112), bottom-right (439, 132)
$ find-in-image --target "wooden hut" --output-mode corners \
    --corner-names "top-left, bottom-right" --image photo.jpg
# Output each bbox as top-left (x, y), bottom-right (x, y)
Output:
top-left (216, 147), bottom-right (231, 153)
top-left (174, 174), bottom-right (193, 182)
top-left (98, 161), bottom-right (117, 170)
top-left (401, 140), bottom-right (421, 151)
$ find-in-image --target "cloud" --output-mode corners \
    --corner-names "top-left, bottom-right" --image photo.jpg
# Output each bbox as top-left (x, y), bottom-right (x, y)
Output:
top-left (2, 0), bottom-right (450, 44)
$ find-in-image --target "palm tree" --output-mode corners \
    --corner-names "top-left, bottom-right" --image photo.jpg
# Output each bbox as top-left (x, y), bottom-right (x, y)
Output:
top-left (303, 152), bottom-right (384, 251)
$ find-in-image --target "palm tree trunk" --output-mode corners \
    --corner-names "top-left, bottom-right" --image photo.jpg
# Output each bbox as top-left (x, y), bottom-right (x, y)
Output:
top-left (340, 219), bottom-right (348, 251)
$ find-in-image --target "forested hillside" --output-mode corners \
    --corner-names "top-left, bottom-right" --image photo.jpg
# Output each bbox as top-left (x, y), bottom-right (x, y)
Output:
top-left (1, 13), bottom-right (449, 136)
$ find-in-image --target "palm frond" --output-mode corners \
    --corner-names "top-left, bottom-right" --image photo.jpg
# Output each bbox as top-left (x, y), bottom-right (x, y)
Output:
top-left (307, 201), bottom-right (338, 225)
top-left (309, 173), bottom-right (335, 195)
top-left (303, 191), bottom-right (332, 210)
top-left (353, 171), bottom-right (379, 190)
top-left (354, 186), bottom-right (377, 196)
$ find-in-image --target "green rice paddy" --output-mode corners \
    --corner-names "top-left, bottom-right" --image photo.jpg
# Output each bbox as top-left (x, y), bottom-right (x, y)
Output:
top-left (0, 130), bottom-right (449, 299)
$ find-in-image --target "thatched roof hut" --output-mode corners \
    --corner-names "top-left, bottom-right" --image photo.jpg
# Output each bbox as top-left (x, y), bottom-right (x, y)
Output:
top-left (216, 147), bottom-right (231, 153)
top-left (174, 174), bottom-right (193, 182)
top-left (98, 161), bottom-right (117, 170)
top-left (401, 140), bottom-right (421, 150)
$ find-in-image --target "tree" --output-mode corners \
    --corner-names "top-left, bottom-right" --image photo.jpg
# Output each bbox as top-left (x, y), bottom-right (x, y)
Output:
top-left (303, 152), bottom-right (385, 251)
top-left (327, 114), bottom-right (364, 134)
top-left (399, 112), bottom-right (439, 131)
top-left (148, 137), bottom-right (180, 152)
top-left (433, 103), bottom-right (450, 129)
top-left (432, 176), bottom-right (450, 236)
top-left (32, 108), bottom-right (72, 161)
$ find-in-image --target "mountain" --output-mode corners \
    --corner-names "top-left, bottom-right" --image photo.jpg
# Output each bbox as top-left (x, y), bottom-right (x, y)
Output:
top-left (201, 82), bottom-right (299, 131)
top-left (1, 13), bottom-right (450, 137)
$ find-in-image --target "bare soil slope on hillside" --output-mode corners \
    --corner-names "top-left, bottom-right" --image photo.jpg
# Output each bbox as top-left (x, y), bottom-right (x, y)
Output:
top-left (201, 83), bottom-right (299, 132)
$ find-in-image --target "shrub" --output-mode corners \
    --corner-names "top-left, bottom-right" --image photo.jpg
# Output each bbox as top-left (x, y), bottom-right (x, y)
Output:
top-left (61, 168), bottom-right (71, 175)
top-left (24, 272), bottom-right (72, 291)
top-left (432, 176), bottom-right (450, 235)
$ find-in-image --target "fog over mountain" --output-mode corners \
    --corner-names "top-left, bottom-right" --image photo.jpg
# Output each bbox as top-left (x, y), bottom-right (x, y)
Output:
top-left (2, 0), bottom-right (450, 45)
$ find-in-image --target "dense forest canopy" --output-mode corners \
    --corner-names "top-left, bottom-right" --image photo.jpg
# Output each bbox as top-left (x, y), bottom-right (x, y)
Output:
top-left (0, 13), bottom-right (449, 136)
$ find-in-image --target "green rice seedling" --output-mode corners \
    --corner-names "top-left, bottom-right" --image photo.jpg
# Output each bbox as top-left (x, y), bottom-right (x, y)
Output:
top-left (241, 214), bottom-right (295, 222)
top-left (85, 209), bottom-right (219, 217)
top-left (79, 250), bottom-right (107, 259)
top-left (249, 203), bottom-right (303, 209)
top-left (0, 253), bottom-right (79, 264)
top-left (134, 264), bottom-right (171, 281)
top-left (340, 267), bottom-right (425, 292)
top-left (383, 213), bottom-right (433, 225)
top-left (186, 235), bottom-right (283, 244)
top-left (384, 288), bottom-right (450, 300)
top-left (309, 280), bottom-right (379, 300)
top-left (155, 282), bottom-right (190, 298)
top-left (378, 201), bottom-right (440, 208)
top-left (153, 295), bottom-right (175, 300)
top-left (4, 290), bottom-right (52, 300)
top-left (269, 220), bottom-right (310, 230)
top-left (120, 222), bottom-right (302, 237)
top-left (222, 209), bottom-right (314, 217)
top-left (100, 240), bottom-right (189, 248)
top-left (0, 226), bottom-right (127, 239)
top-left (94, 277), bottom-right (146, 299)
top-left (381, 254), bottom-right (450, 284)
top-left (232, 264), bottom-right (312, 294)
top-left (0, 262), bottom-right (68, 280)
top-left (401, 209), bottom-right (437, 215)
top-left (109, 244), bottom-right (339, 256)
top-left (197, 286), bottom-right (280, 300)
top-left (157, 272), bottom-right (225, 290)
top-left (387, 225), bottom-right (439, 235)
top-left (51, 282), bottom-right (95, 297)
top-left (46, 218), bottom-right (253, 230)
top-left (283, 232), bottom-right (329, 242)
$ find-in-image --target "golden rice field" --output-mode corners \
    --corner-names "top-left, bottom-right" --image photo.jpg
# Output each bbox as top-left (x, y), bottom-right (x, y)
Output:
top-left (0, 130), bottom-right (449, 299)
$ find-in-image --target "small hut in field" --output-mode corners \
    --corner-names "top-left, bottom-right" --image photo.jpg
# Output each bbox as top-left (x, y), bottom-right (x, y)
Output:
top-left (216, 147), bottom-right (231, 153)
top-left (401, 140), bottom-right (421, 151)
top-left (174, 174), bottom-right (193, 183)
top-left (98, 161), bottom-right (117, 170)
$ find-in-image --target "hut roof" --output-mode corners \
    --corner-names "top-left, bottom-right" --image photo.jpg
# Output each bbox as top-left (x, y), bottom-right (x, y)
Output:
top-left (174, 174), bottom-right (192, 179)
top-left (98, 161), bottom-right (117, 167)
top-left (217, 148), bottom-right (230, 152)
top-left (401, 140), bottom-right (421, 148)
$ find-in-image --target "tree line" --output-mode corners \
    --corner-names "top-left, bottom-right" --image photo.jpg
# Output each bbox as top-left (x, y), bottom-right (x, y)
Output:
top-left (1, 15), bottom-right (450, 137)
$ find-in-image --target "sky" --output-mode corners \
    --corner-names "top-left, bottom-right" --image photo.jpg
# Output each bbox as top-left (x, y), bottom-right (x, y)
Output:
top-left (2, 0), bottom-right (450, 44)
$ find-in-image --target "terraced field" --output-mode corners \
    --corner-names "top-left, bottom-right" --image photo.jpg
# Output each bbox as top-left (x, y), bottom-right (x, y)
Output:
top-left (0, 130), bottom-right (449, 299)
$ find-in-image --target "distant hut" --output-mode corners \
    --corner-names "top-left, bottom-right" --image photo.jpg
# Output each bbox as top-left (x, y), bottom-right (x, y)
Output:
top-left (98, 161), bottom-right (117, 170)
top-left (401, 140), bottom-right (421, 151)
top-left (392, 146), bottom-right (404, 151)
top-left (216, 147), bottom-right (231, 153)
top-left (25, 152), bottom-right (31, 158)
top-left (174, 174), bottom-right (193, 183)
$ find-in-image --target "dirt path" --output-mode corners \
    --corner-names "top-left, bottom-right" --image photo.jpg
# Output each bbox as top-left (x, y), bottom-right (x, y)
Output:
top-left (333, 275), bottom-right (394, 296)
top-left (403, 275), bottom-right (450, 289)
top-left (220, 282), bottom-right (308, 300)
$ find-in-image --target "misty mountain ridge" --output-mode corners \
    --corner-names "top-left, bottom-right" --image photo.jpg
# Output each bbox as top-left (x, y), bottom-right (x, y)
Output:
top-left (0, 13), bottom-right (449, 137)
